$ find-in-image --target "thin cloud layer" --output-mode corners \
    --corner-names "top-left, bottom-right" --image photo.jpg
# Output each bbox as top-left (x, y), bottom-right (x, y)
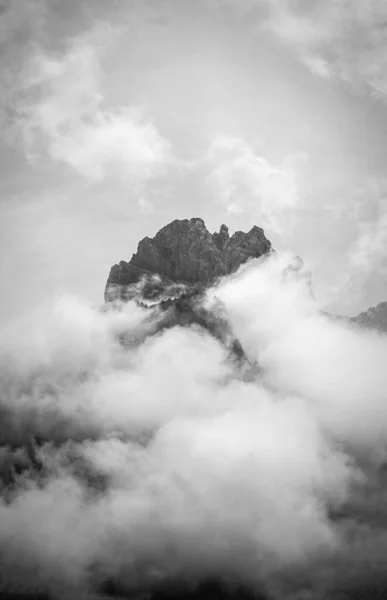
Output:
top-left (0, 254), bottom-right (387, 598)
top-left (18, 26), bottom-right (173, 184)
top-left (205, 135), bottom-right (307, 238)
top-left (223, 0), bottom-right (387, 98)
top-left (324, 194), bottom-right (387, 314)
top-left (262, 0), bottom-right (387, 98)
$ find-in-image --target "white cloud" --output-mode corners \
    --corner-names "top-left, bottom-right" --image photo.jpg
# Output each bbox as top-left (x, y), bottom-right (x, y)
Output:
top-left (210, 253), bottom-right (387, 456)
top-left (349, 213), bottom-right (387, 271)
top-left (1, 255), bottom-right (387, 596)
top-left (205, 135), bottom-right (307, 237)
top-left (267, 0), bottom-right (387, 97)
top-left (338, 211), bottom-right (387, 308)
top-left (226, 0), bottom-right (387, 98)
top-left (19, 26), bottom-right (173, 184)
top-left (321, 188), bottom-right (387, 313)
top-left (302, 55), bottom-right (331, 79)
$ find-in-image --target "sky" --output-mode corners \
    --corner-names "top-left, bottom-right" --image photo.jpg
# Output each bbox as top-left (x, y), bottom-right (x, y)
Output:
top-left (2, 0), bottom-right (387, 319)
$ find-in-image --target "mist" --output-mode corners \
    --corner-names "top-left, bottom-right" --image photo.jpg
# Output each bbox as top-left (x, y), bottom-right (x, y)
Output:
top-left (0, 252), bottom-right (386, 599)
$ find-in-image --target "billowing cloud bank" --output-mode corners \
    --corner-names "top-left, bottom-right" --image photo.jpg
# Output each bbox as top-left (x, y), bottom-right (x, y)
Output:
top-left (1, 253), bottom-right (387, 599)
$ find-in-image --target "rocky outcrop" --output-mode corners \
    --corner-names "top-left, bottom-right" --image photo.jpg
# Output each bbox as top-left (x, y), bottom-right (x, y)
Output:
top-left (104, 218), bottom-right (273, 368)
top-left (351, 301), bottom-right (387, 333)
top-left (329, 300), bottom-right (387, 333)
top-left (104, 218), bottom-right (273, 303)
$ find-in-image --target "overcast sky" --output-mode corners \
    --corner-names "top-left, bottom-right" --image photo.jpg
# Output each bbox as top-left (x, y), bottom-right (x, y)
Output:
top-left (1, 0), bottom-right (387, 320)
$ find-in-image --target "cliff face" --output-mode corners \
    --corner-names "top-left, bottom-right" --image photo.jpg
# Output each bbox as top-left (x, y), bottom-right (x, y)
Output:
top-left (351, 301), bottom-right (387, 333)
top-left (104, 218), bottom-right (273, 303)
top-left (104, 218), bottom-right (273, 366)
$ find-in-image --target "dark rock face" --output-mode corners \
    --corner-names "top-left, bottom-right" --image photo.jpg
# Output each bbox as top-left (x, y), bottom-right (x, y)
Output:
top-left (99, 578), bottom-right (270, 600)
top-left (351, 301), bottom-right (387, 333)
top-left (104, 218), bottom-right (272, 370)
top-left (330, 301), bottom-right (387, 333)
top-left (104, 218), bottom-right (273, 303)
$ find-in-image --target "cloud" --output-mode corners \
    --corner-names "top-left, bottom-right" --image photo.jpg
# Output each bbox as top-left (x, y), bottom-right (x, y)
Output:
top-left (0, 255), bottom-right (387, 597)
top-left (348, 212), bottom-right (387, 271)
top-left (337, 211), bottom-right (387, 309)
top-left (320, 184), bottom-right (387, 313)
top-left (15, 23), bottom-right (173, 185)
top-left (224, 0), bottom-right (387, 98)
top-left (211, 254), bottom-right (387, 459)
top-left (0, 0), bottom-right (50, 143)
top-left (263, 0), bottom-right (387, 97)
top-left (204, 135), bottom-right (308, 238)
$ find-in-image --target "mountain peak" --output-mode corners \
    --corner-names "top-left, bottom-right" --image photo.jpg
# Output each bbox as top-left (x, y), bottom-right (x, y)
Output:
top-left (104, 218), bottom-right (273, 303)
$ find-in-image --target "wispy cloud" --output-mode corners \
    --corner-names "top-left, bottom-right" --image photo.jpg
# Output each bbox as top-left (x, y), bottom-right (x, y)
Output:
top-left (341, 211), bottom-right (387, 307)
top-left (0, 0), bottom-right (49, 143)
top-left (349, 213), bottom-right (387, 271)
top-left (226, 0), bottom-right (387, 98)
top-left (17, 25), bottom-right (173, 185)
top-left (204, 135), bottom-right (308, 237)
top-left (266, 0), bottom-right (387, 97)
top-left (321, 186), bottom-right (387, 313)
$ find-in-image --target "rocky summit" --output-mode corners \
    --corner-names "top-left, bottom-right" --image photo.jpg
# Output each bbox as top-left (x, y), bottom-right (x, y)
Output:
top-left (103, 217), bottom-right (386, 348)
top-left (104, 218), bottom-right (273, 303)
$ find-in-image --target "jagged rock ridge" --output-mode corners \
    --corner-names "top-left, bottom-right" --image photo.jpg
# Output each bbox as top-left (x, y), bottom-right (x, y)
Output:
top-left (104, 217), bottom-right (273, 368)
top-left (351, 301), bottom-right (387, 333)
top-left (105, 218), bottom-right (273, 303)
top-left (330, 301), bottom-right (387, 333)
top-left (104, 217), bottom-right (387, 337)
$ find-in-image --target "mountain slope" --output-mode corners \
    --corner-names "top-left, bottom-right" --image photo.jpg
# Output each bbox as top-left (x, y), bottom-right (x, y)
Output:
top-left (351, 301), bottom-right (387, 332)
